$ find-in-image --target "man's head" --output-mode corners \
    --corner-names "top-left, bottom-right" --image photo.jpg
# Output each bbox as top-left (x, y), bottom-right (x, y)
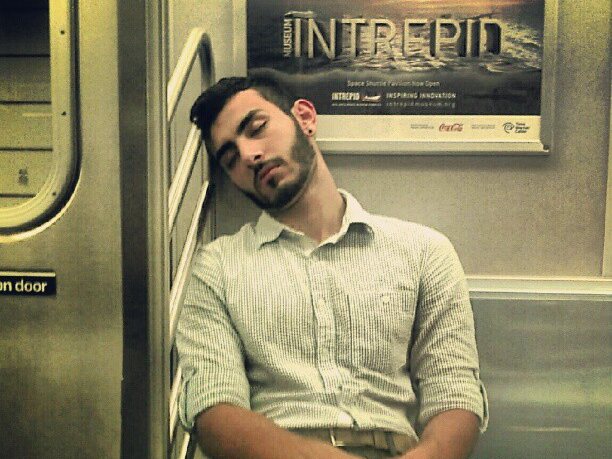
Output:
top-left (191, 76), bottom-right (319, 211)
top-left (190, 76), bottom-right (298, 148)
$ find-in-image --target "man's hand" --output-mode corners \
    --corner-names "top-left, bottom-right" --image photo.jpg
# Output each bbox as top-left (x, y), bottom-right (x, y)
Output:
top-left (397, 410), bottom-right (480, 459)
top-left (196, 403), bottom-right (362, 459)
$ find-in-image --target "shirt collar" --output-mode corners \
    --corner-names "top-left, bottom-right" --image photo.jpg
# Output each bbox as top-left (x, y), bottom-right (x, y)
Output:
top-left (254, 189), bottom-right (374, 248)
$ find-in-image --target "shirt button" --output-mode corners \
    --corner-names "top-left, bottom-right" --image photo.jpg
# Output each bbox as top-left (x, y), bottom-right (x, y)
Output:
top-left (317, 298), bottom-right (325, 308)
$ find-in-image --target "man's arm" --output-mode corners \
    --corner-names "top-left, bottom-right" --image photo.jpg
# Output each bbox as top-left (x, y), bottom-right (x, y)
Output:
top-left (408, 231), bottom-right (487, 458)
top-left (179, 246), bottom-right (358, 458)
top-left (399, 409), bottom-right (480, 459)
top-left (195, 403), bottom-right (361, 459)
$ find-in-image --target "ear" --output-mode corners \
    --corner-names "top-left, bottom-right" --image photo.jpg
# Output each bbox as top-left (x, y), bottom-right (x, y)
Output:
top-left (291, 99), bottom-right (317, 136)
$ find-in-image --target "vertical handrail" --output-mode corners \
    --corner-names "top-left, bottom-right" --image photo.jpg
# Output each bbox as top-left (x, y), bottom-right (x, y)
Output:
top-left (165, 27), bottom-right (214, 455)
top-left (169, 180), bottom-right (209, 343)
top-left (169, 367), bottom-right (182, 439)
top-left (168, 125), bottom-right (202, 231)
top-left (167, 27), bottom-right (210, 123)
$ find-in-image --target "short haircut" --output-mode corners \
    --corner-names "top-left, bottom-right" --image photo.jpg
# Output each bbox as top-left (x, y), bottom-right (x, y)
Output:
top-left (190, 75), bottom-right (299, 148)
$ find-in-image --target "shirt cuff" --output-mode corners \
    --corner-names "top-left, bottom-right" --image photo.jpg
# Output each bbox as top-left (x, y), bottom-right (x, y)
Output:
top-left (179, 373), bottom-right (251, 430)
top-left (417, 372), bottom-right (489, 433)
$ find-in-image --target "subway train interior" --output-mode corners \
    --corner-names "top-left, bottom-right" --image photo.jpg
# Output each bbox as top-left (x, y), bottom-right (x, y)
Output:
top-left (0, 0), bottom-right (610, 458)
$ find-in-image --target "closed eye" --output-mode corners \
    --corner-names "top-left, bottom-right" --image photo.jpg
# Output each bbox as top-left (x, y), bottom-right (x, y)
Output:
top-left (220, 147), bottom-right (238, 170)
top-left (249, 119), bottom-right (267, 137)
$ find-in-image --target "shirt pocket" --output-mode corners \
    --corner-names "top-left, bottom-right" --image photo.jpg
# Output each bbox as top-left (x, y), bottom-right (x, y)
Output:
top-left (348, 290), bottom-right (417, 374)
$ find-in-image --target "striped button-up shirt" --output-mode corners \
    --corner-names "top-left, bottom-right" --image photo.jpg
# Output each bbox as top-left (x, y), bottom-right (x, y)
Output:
top-left (177, 190), bottom-right (488, 439)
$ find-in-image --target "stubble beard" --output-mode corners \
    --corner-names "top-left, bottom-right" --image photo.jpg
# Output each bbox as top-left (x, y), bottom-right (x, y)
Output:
top-left (242, 121), bottom-right (316, 211)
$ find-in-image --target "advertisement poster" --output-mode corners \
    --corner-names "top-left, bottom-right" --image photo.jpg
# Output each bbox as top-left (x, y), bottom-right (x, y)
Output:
top-left (246, 0), bottom-right (546, 149)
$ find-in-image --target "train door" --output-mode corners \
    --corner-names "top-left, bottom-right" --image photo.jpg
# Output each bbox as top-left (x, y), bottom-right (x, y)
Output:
top-left (1, 0), bottom-right (213, 458)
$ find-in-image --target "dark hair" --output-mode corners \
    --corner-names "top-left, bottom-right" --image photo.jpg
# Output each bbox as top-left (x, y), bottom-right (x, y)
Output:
top-left (190, 75), bottom-right (299, 145)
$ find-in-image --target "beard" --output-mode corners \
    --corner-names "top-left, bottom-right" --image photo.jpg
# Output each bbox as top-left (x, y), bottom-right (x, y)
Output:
top-left (241, 120), bottom-right (316, 211)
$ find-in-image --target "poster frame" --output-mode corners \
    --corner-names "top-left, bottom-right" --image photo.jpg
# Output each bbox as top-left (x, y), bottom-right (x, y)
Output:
top-left (233, 0), bottom-right (558, 155)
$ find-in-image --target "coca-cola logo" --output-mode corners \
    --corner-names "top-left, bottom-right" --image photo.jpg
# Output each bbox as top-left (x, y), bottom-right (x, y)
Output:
top-left (439, 123), bottom-right (463, 132)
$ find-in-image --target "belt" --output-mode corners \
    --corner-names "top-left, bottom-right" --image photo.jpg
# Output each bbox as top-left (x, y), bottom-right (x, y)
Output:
top-left (292, 428), bottom-right (418, 454)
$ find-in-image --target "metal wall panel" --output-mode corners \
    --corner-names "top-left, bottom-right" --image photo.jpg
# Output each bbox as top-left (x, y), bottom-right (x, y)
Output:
top-left (472, 297), bottom-right (611, 459)
top-left (117, 0), bottom-right (170, 455)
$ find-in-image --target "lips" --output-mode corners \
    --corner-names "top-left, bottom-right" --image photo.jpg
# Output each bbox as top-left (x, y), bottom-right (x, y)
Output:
top-left (256, 162), bottom-right (281, 186)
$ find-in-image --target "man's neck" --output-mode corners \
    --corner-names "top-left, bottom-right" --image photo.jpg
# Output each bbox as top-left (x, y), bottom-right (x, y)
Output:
top-left (269, 156), bottom-right (345, 244)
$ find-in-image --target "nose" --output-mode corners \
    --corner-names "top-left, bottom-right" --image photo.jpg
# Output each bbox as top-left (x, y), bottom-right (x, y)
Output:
top-left (237, 138), bottom-right (264, 169)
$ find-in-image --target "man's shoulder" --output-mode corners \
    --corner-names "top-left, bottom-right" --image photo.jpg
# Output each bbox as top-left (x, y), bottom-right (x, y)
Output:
top-left (343, 190), bottom-right (451, 249)
top-left (208, 220), bottom-right (259, 246)
top-left (367, 212), bottom-right (450, 247)
top-left (195, 221), bottom-right (259, 262)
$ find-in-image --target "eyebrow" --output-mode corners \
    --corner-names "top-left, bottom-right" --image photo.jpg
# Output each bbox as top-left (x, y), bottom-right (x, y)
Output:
top-left (213, 109), bottom-right (262, 162)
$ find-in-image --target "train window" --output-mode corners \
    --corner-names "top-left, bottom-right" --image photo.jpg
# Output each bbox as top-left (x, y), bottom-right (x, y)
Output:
top-left (0, 0), bottom-right (77, 239)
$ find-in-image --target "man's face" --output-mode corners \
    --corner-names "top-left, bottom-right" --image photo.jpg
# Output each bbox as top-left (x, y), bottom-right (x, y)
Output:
top-left (209, 89), bottom-right (316, 211)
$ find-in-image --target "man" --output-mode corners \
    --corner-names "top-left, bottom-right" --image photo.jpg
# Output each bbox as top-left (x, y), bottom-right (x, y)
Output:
top-left (177, 76), bottom-right (488, 459)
